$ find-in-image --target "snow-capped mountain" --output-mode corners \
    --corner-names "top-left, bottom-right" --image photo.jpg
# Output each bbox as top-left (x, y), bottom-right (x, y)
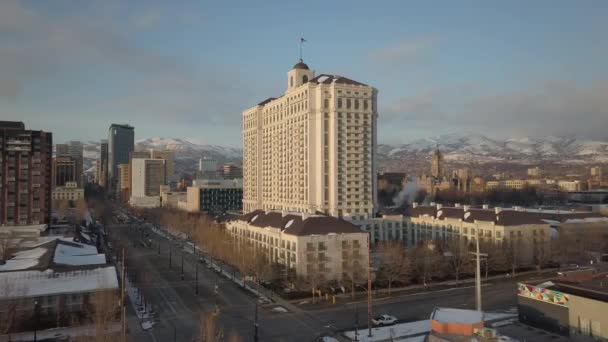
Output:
top-left (82, 134), bottom-right (607, 178)
top-left (82, 138), bottom-right (242, 177)
top-left (379, 133), bottom-right (608, 164)
top-left (135, 137), bottom-right (242, 160)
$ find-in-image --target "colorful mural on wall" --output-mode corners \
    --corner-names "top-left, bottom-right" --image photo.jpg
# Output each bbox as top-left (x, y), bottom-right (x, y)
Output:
top-left (518, 283), bottom-right (570, 307)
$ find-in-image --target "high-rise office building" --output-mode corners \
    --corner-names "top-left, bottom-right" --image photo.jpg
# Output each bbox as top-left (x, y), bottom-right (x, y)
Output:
top-left (0, 121), bottom-right (52, 226)
top-left (98, 140), bottom-right (108, 188)
top-left (150, 149), bottom-right (175, 182)
top-left (56, 141), bottom-right (83, 186)
top-left (198, 157), bottom-right (219, 179)
top-left (53, 156), bottom-right (77, 187)
top-left (117, 163), bottom-right (131, 200)
top-left (129, 158), bottom-right (165, 207)
top-left (242, 59), bottom-right (378, 218)
top-left (222, 163), bottom-right (242, 180)
top-left (108, 124), bottom-right (134, 193)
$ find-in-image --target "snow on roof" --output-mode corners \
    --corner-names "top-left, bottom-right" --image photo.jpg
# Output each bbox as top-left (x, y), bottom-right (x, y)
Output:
top-left (0, 266), bottom-right (119, 299)
top-left (0, 247), bottom-right (47, 271)
top-left (542, 219), bottom-right (561, 225)
top-left (431, 307), bottom-right (483, 324)
top-left (536, 281), bottom-right (555, 289)
top-left (22, 236), bottom-right (62, 248)
top-left (564, 217), bottom-right (608, 224)
top-left (54, 242), bottom-right (106, 266)
top-left (80, 232), bottom-right (92, 242)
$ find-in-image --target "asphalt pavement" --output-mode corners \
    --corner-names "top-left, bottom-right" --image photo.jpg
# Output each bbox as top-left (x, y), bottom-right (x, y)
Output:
top-left (106, 221), bottom-right (520, 342)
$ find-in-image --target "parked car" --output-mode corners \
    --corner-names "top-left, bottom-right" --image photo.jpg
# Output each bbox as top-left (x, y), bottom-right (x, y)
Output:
top-left (372, 314), bottom-right (397, 326)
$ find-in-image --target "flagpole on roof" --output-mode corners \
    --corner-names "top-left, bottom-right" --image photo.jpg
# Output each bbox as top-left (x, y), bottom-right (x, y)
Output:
top-left (299, 37), bottom-right (306, 61)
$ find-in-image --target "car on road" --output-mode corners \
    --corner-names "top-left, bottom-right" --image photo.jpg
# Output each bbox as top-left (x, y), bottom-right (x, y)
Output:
top-left (372, 314), bottom-right (398, 326)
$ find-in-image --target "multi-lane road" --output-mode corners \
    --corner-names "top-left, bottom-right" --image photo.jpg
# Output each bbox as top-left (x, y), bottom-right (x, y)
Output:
top-left (106, 220), bottom-right (520, 341)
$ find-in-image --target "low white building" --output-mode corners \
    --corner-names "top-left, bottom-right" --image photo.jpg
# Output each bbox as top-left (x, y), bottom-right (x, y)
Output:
top-left (407, 203), bottom-right (608, 265)
top-left (52, 181), bottom-right (85, 201)
top-left (347, 213), bottom-right (410, 246)
top-left (557, 180), bottom-right (583, 192)
top-left (227, 210), bottom-right (369, 282)
top-left (0, 237), bottom-right (118, 332)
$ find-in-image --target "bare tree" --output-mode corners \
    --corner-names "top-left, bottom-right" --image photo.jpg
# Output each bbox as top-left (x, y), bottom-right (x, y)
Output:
top-left (411, 241), bottom-right (445, 287)
top-left (480, 240), bottom-right (509, 278)
top-left (503, 239), bottom-right (521, 276)
top-left (0, 277), bottom-right (28, 336)
top-left (376, 241), bottom-right (411, 294)
top-left (198, 311), bottom-right (230, 342)
top-left (0, 235), bottom-right (17, 261)
top-left (74, 290), bottom-right (120, 342)
top-left (443, 237), bottom-right (472, 284)
top-left (54, 199), bottom-right (71, 219)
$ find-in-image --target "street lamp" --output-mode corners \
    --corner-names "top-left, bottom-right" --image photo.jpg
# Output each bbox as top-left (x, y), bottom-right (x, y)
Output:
top-left (253, 302), bottom-right (259, 342)
top-left (354, 303), bottom-right (359, 341)
top-left (33, 299), bottom-right (39, 342)
top-left (195, 248), bottom-right (199, 295)
top-left (181, 242), bottom-right (185, 280)
top-left (424, 241), bottom-right (436, 288)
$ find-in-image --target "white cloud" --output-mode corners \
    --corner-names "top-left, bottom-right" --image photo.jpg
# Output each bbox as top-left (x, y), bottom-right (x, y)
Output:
top-left (0, 1), bottom-right (250, 128)
top-left (383, 79), bottom-right (608, 140)
top-left (371, 38), bottom-right (435, 63)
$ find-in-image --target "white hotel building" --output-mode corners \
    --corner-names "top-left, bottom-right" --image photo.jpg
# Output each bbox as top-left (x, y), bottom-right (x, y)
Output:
top-left (242, 59), bottom-right (378, 219)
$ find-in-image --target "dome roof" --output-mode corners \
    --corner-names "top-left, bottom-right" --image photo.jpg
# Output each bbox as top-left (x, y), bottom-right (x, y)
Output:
top-left (293, 59), bottom-right (309, 70)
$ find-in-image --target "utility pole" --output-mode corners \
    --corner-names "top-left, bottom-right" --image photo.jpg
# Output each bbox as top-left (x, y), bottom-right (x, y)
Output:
top-left (181, 242), bottom-right (184, 280)
top-left (470, 224), bottom-right (487, 312)
top-left (355, 303), bottom-right (359, 341)
top-left (121, 248), bottom-right (126, 342)
top-left (254, 302), bottom-right (259, 342)
top-left (367, 235), bottom-right (372, 338)
top-left (195, 249), bottom-right (199, 295)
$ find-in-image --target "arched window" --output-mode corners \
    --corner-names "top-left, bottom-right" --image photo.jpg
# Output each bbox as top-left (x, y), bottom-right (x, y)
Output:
top-left (302, 75), bottom-right (308, 83)
top-left (354, 99), bottom-right (359, 110)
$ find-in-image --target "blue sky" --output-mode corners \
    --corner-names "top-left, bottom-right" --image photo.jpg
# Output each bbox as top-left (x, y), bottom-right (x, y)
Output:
top-left (1, 0), bottom-right (607, 145)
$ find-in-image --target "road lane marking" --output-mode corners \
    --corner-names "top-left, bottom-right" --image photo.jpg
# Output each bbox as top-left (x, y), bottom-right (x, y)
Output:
top-left (157, 288), bottom-right (177, 314)
top-left (344, 284), bottom-right (492, 305)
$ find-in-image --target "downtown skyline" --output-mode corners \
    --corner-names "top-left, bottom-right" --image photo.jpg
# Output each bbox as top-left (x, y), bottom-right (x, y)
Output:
top-left (1, 0), bottom-right (607, 145)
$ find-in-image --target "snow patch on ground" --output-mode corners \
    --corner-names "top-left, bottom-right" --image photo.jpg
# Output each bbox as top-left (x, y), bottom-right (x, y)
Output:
top-left (342, 310), bottom-right (519, 341)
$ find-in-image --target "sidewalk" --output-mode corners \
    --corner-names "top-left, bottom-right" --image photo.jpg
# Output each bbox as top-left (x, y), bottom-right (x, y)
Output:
top-left (291, 268), bottom-right (558, 309)
top-left (149, 222), bottom-right (556, 313)
top-left (148, 223), bottom-right (303, 314)
top-left (117, 260), bottom-right (156, 331)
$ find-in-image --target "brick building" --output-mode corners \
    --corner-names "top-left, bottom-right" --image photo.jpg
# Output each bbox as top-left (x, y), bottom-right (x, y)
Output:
top-left (0, 121), bottom-right (52, 227)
